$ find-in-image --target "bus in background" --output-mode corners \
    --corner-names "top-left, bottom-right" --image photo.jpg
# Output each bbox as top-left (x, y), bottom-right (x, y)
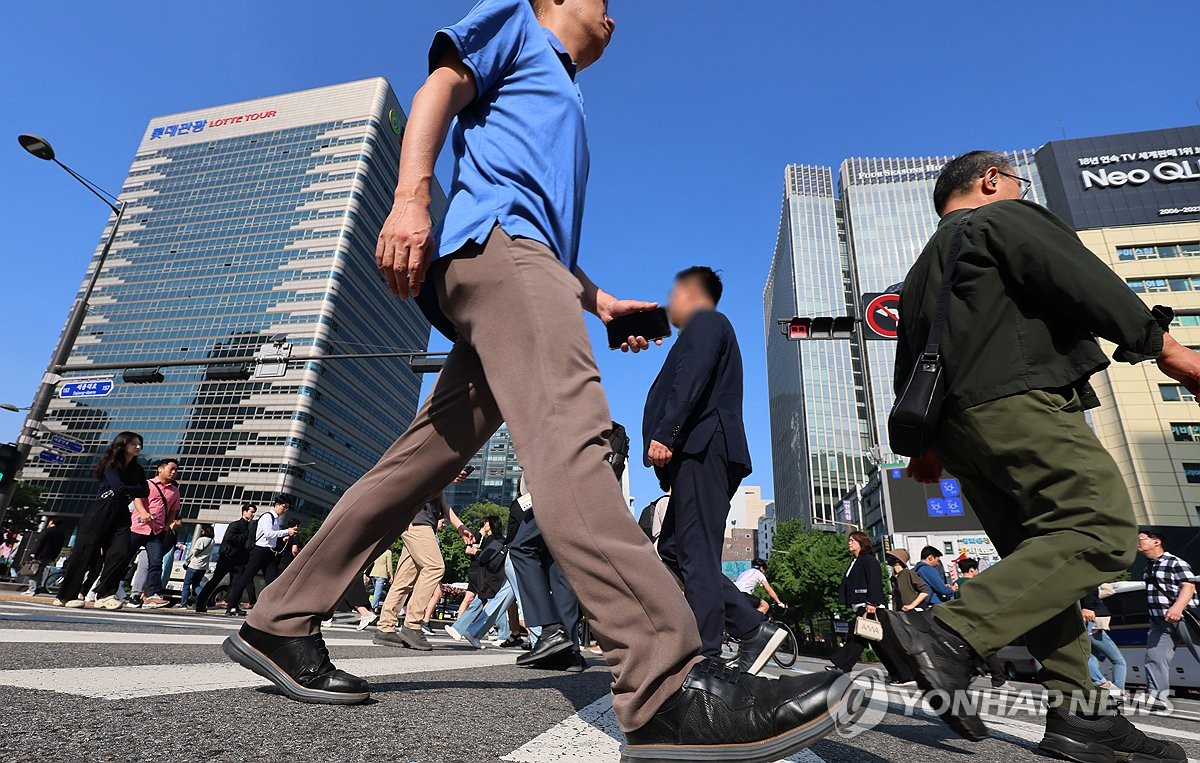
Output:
top-left (1102, 581), bottom-right (1200, 695)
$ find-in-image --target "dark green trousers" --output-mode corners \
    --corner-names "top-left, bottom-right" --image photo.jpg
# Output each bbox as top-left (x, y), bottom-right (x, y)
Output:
top-left (933, 388), bottom-right (1136, 703)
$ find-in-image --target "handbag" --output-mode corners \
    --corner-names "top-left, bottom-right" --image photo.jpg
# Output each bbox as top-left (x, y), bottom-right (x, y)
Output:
top-left (1147, 574), bottom-right (1200, 643)
top-left (853, 611), bottom-right (883, 642)
top-left (19, 559), bottom-right (42, 577)
top-left (888, 210), bottom-right (976, 457)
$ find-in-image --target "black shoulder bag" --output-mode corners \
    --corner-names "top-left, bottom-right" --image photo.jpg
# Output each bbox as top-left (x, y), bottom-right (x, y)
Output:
top-left (888, 211), bottom-right (975, 458)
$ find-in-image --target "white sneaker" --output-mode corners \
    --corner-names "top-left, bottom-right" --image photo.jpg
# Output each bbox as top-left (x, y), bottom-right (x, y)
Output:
top-left (64, 599), bottom-right (84, 609)
top-left (444, 625), bottom-right (464, 642)
top-left (357, 613), bottom-right (377, 632)
top-left (52, 599), bottom-right (67, 607)
top-left (96, 595), bottom-right (124, 610)
top-left (21, 590), bottom-right (37, 596)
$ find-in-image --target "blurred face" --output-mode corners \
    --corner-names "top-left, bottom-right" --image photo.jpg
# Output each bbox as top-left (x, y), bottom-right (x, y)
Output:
top-left (124, 438), bottom-right (143, 460)
top-left (157, 462), bottom-right (178, 482)
top-left (848, 538), bottom-right (860, 556)
top-left (243, 507), bottom-right (257, 521)
top-left (274, 502), bottom-right (289, 516)
top-left (666, 278), bottom-right (709, 329)
top-left (558, 0), bottom-right (615, 66)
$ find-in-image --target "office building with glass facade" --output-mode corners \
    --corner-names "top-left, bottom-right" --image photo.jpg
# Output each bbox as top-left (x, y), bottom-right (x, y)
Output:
top-left (443, 423), bottom-right (524, 510)
top-left (23, 78), bottom-right (442, 528)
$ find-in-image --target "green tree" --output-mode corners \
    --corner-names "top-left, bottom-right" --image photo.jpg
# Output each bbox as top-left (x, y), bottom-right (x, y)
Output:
top-left (4, 481), bottom-right (47, 535)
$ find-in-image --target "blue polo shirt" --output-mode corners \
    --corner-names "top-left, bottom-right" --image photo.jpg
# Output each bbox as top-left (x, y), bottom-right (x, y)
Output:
top-left (429, 0), bottom-right (589, 271)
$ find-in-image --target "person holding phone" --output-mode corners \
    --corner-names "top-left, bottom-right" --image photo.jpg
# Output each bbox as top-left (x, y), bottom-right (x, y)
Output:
top-left (641, 267), bottom-right (784, 676)
top-left (224, 3), bottom-right (849, 759)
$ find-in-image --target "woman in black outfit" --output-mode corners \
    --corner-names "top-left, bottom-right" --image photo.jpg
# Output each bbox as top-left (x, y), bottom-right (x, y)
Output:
top-left (55, 431), bottom-right (149, 609)
top-left (828, 531), bottom-right (914, 683)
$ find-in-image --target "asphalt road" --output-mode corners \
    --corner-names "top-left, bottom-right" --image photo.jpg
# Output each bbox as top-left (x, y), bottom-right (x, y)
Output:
top-left (1, 596), bottom-right (1197, 763)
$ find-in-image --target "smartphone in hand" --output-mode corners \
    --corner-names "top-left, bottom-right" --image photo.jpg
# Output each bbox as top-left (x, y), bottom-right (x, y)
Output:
top-left (606, 308), bottom-right (672, 350)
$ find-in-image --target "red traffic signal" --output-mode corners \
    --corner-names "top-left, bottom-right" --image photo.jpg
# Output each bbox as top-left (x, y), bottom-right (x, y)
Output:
top-left (787, 318), bottom-right (811, 340)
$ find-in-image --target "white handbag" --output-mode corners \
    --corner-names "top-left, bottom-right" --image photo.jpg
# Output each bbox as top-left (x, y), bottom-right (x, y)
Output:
top-left (853, 611), bottom-right (884, 642)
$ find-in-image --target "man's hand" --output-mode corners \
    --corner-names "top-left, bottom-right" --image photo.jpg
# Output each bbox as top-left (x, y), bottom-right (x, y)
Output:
top-left (1158, 333), bottom-right (1200, 404)
top-left (457, 525), bottom-right (476, 545)
top-left (288, 526), bottom-right (298, 537)
top-left (907, 451), bottom-right (943, 484)
top-left (375, 198), bottom-right (434, 300)
top-left (648, 440), bottom-right (674, 468)
top-left (1081, 607), bottom-right (1096, 623)
top-left (603, 297), bottom-right (665, 354)
top-left (1166, 605), bottom-right (1185, 624)
top-left (465, 544), bottom-right (478, 557)
top-left (865, 604), bottom-right (877, 615)
top-left (901, 604), bottom-right (915, 612)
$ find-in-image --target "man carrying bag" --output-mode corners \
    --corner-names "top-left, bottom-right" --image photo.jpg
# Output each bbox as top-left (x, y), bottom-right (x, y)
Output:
top-left (882, 150), bottom-right (1200, 762)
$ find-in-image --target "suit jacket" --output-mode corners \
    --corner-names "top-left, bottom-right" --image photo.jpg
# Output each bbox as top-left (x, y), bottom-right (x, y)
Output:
top-left (839, 555), bottom-right (885, 609)
top-left (643, 310), bottom-right (751, 475)
top-left (219, 518), bottom-right (253, 563)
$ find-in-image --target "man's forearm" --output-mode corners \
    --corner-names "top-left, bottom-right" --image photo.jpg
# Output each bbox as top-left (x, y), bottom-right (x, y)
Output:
top-left (394, 53), bottom-right (476, 206)
top-left (575, 266), bottom-right (615, 319)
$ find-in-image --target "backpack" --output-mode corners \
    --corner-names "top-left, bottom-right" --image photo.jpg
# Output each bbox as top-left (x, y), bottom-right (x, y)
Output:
top-left (606, 421), bottom-right (631, 480)
top-left (638, 495), bottom-right (668, 541)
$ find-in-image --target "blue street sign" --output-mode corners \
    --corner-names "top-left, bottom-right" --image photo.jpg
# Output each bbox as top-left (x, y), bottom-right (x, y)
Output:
top-left (38, 450), bottom-right (67, 465)
top-left (47, 433), bottom-right (85, 454)
top-left (59, 379), bottom-right (114, 399)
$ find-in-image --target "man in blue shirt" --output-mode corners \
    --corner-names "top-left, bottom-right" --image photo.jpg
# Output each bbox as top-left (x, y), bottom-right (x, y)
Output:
top-left (223, 2), bottom-right (850, 760)
top-left (913, 546), bottom-right (957, 605)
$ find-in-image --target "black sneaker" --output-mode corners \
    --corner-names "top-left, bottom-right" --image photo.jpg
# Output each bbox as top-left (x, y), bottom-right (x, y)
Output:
top-left (516, 628), bottom-right (573, 668)
top-left (222, 623), bottom-right (369, 705)
top-left (621, 658), bottom-right (858, 763)
top-left (372, 630), bottom-right (406, 648)
top-left (225, 608), bottom-right (247, 618)
top-left (397, 626), bottom-right (433, 651)
top-left (735, 621), bottom-right (790, 675)
top-left (1039, 707), bottom-right (1186, 762)
top-left (878, 609), bottom-right (987, 741)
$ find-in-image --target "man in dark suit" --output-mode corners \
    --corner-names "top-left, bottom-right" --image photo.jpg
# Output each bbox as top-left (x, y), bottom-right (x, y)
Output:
top-left (195, 504), bottom-right (257, 613)
top-left (642, 266), bottom-right (785, 673)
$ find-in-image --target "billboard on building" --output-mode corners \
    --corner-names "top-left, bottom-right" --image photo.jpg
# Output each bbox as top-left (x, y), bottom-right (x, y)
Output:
top-left (1036, 125), bottom-right (1200, 229)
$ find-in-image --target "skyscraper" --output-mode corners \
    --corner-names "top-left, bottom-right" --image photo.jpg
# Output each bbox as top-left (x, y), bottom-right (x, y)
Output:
top-left (25, 78), bottom-right (443, 527)
top-left (443, 423), bottom-right (524, 509)
top-left (765, 153), bottom-right (1041, 524)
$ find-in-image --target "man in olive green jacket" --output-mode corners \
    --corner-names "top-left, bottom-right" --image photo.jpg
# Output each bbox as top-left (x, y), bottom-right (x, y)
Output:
top-left (883, 150), bottom-right (1200, 763)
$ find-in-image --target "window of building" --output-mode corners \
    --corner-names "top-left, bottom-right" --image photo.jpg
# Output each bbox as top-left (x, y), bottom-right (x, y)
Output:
top-left (1184, 463), bottom-right (1200, 484)
top-left (1171, 423), bottom-right (1200, 442)
top-left (1117, 241), bottom-right (1200, 261)
top-left (1162, 385), bottom-right (1198, 403)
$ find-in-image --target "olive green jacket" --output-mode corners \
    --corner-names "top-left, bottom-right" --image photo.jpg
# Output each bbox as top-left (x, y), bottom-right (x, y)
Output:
top-left (896, 200), bottom-right (1166, 414)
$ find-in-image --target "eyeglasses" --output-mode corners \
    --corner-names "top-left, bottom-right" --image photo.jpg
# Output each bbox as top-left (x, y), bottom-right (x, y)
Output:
top-left (998, 171), bottom-right (1033, 200)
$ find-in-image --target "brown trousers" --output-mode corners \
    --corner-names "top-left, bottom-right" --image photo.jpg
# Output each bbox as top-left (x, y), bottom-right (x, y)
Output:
top-left (246, 227), bottom-right (701, 731)
top-left (377, 524), bottom-right (444, 632)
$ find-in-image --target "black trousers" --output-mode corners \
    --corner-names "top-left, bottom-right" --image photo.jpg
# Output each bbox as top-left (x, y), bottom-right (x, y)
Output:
top-left (225, 546), bottom-right (278, 611)
top-left (196, 555), bottom-right (256, 609)
top-left (56, 497), bottom-right (128, 602)
top-left (97, 529), bottom-right (167, 599)
top-left (508, 510), bottom-right (580, 645)
top-left (657, 432), bottom-right (762, 658)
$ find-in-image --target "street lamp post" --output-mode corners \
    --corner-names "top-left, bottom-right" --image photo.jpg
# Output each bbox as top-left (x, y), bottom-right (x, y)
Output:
top-left (0, 135), bottom-right (127, 528)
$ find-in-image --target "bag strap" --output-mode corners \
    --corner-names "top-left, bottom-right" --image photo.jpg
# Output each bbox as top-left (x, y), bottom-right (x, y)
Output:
top-left (923, 210), bottom-right (977, 355)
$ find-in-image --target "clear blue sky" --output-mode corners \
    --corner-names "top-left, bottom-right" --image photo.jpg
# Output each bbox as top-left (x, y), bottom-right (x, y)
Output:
top-left (2, 1), bottom-right (1198, 508)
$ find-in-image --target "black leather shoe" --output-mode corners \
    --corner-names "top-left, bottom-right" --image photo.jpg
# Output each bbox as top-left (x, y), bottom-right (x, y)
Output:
top-left (223, 623), bottom-right (369, 705)
top-left (735, 621), bottom-right (789, 675)
top-left (225, 608), bottom-right (247, 617)
top-left (372, 630), bottom-right (406, 648)
top-left (1039, 707), bottom-right (1186, 762)
top-left (515, 628), bottom-right (573, 668)
top-left (879, 609), bottom-right (987, 741)
top-left (194, 604), bottom-right (208, 613)
top-left (621, 659), bottom-right (858, 763)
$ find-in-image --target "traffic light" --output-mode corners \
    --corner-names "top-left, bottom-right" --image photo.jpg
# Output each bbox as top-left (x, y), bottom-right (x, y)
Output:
top-left (205, 364), bottom-right (252, 381)
top-left (782, 316), bottom-right (857, 340)
top-left (786, 318), bottom-right (811, 340)
top-left (123, 369), bottom-right (165, 384)
top-left (0, 443), bottom-right (24, 494)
